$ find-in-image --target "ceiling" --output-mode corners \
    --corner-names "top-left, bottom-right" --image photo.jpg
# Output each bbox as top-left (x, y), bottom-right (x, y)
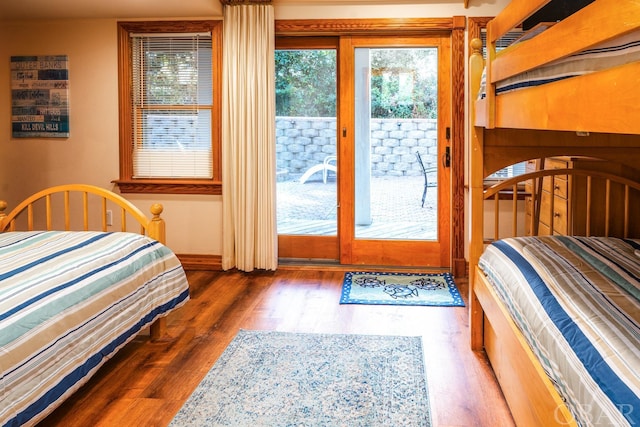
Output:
top-left (1, 0), bottom-right (471, 21)
top-left (0, 0), bottom-right (223, 21)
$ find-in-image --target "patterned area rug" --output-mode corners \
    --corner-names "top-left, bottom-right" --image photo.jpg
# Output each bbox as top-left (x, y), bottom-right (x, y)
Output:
top-left (170, 330), bottom-right (431, 427)
top-left (340, 271), bottom-right (464, 306)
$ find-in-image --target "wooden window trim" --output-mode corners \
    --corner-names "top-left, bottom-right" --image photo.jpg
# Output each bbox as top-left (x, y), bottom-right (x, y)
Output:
top-left (115, 20), bottom-right (223, 195)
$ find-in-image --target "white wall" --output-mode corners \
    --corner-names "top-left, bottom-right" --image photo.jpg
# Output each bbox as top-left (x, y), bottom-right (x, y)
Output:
top-left (0, 19), bottom-right (221, 254)
top-left (0, 1), bottom-right (508, 257)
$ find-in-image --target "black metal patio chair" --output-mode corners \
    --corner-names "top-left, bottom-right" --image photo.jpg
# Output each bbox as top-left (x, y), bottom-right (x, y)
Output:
top-left (415, 151), bottom-right (437, 208)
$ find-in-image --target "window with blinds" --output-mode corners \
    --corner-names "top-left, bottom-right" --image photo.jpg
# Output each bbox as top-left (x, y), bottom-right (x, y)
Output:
top-left (130, 32), bottom-right (213, 178)
top-left (480, 28), bottom-right (523, 59)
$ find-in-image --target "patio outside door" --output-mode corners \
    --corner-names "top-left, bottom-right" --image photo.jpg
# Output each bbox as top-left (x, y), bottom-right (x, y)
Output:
top-left (339, 35), bottom-right (451, 266)
top-left (276, 37), bottom-right (340, 260)
top-left (276, 34), bottom-right (451, 267)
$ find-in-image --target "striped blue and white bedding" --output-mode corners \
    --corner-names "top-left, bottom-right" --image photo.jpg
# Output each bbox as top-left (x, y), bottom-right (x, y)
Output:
top-left (0, 231), bottom-right (190, 427)
top-left (479, 28), bottom-right (640, 99)
top-left (479, 236), bottom-right (640, 427)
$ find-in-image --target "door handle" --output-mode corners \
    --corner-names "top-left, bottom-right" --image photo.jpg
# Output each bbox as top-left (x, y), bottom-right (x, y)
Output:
top-left (443, 146), bottom-right (451, 168)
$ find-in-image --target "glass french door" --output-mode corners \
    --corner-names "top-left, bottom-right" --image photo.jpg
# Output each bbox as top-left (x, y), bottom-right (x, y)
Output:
top-left (276, 34), bottom-right (451, 267)
top-left (338, 35), bottom-right (451, 266)
top-left (276, 37), bottom-right (340, 260)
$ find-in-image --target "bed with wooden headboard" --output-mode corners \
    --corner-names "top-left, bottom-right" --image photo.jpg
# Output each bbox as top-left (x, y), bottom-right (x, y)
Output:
top-left (468, 1), bottom-right (640, 426)
top-left (0, 184), bottom-right (190, 426)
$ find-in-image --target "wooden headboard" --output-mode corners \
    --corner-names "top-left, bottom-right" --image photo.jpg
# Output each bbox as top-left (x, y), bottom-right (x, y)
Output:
top-left (0, 184), bottom-right (166, 243)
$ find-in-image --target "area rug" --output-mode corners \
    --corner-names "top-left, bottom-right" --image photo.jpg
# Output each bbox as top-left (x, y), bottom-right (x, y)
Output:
top-left (170, 329), bottom-right (431, 427)
top-left (340, 271), bottom-right (464, 306)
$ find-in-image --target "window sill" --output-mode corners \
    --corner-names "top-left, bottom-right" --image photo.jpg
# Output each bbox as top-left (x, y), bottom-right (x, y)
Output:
top-left (113, 179), bottom-right (222, 195)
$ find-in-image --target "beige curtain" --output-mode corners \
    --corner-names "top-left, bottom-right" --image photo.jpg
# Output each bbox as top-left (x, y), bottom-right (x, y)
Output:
top-left (222, 3), bottom-right (277, 272)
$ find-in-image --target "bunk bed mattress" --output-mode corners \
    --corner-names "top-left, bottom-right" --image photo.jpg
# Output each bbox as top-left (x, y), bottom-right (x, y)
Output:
top-left (0, 231), bottom-right (190, 427)
top-left (478, 236), bottom-right (640, 427)
top-left (479, 28), bottom-right (640, 98)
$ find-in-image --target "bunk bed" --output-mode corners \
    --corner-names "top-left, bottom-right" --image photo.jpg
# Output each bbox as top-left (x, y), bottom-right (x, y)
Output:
top-left (0, 184), bottom-right (190, 427)
top-left (468, 1), bottom-right (640, 426)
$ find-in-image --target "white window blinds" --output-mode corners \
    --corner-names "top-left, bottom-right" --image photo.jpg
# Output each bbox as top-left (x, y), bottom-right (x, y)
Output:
top-left (480, 29), bottom-right (523, 58)
top-left (131, 32), bottom-right (213, 178)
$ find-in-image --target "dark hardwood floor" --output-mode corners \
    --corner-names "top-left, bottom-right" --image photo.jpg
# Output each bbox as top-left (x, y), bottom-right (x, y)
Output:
top-left (42, 267), bottom-right (515, 427)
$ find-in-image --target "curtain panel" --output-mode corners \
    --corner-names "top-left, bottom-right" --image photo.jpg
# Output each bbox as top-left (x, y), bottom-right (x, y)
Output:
top-left (222, 4), bottom-right (277, 271)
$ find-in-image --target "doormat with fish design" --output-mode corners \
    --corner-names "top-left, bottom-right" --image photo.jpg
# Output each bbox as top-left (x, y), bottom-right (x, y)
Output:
top-left (340, 271), bottom-right (464, 306)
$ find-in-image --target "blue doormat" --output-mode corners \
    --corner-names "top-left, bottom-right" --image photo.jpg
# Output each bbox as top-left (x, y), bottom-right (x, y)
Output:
top-left (340, 271), bottom-right (464, 306)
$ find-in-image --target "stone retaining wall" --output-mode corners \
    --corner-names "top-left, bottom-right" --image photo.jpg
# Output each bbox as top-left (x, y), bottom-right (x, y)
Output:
top-left (275, 117), bottom-right (438, 181)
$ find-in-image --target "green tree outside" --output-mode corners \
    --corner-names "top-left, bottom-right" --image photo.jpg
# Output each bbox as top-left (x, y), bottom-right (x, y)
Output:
top-left (275, 50), bottom-right (336, 117)
top-left (275, 48), bottom-right (437, 119)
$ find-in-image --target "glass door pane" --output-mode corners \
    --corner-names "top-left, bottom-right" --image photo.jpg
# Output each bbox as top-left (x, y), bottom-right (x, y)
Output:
top-left (354, 47), bottom-right (438, 240)
top-left (275, 48), bottom-right (337, 236)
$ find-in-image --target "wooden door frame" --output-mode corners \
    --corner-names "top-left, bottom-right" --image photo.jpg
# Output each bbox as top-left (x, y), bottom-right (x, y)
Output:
top-left (276, 17), bottom-right (467, 276)
top-left (338, 34), bottom-right (451, 267)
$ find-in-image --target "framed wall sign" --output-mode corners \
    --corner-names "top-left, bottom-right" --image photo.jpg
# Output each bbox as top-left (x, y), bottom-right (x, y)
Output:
top-left (11, 55), bottom-right (70, 138)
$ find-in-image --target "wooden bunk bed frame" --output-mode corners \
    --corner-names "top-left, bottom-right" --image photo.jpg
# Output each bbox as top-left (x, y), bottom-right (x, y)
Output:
top-left (0, 183), bottom-right (171, 339)
top-left (468, 1), bottom-right (640, 426)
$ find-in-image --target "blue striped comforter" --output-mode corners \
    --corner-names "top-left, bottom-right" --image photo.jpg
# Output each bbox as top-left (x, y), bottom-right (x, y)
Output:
top-left (479, 236), bottom-right (640, 427)
top-left (479, 28), bottom-right (640, 99)
top-left (0, 231), bottom-right (190, 427)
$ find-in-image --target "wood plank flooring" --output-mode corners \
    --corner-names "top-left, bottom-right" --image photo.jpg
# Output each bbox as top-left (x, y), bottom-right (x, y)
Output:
top-left (42, 268), bottom-right (515, 427)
